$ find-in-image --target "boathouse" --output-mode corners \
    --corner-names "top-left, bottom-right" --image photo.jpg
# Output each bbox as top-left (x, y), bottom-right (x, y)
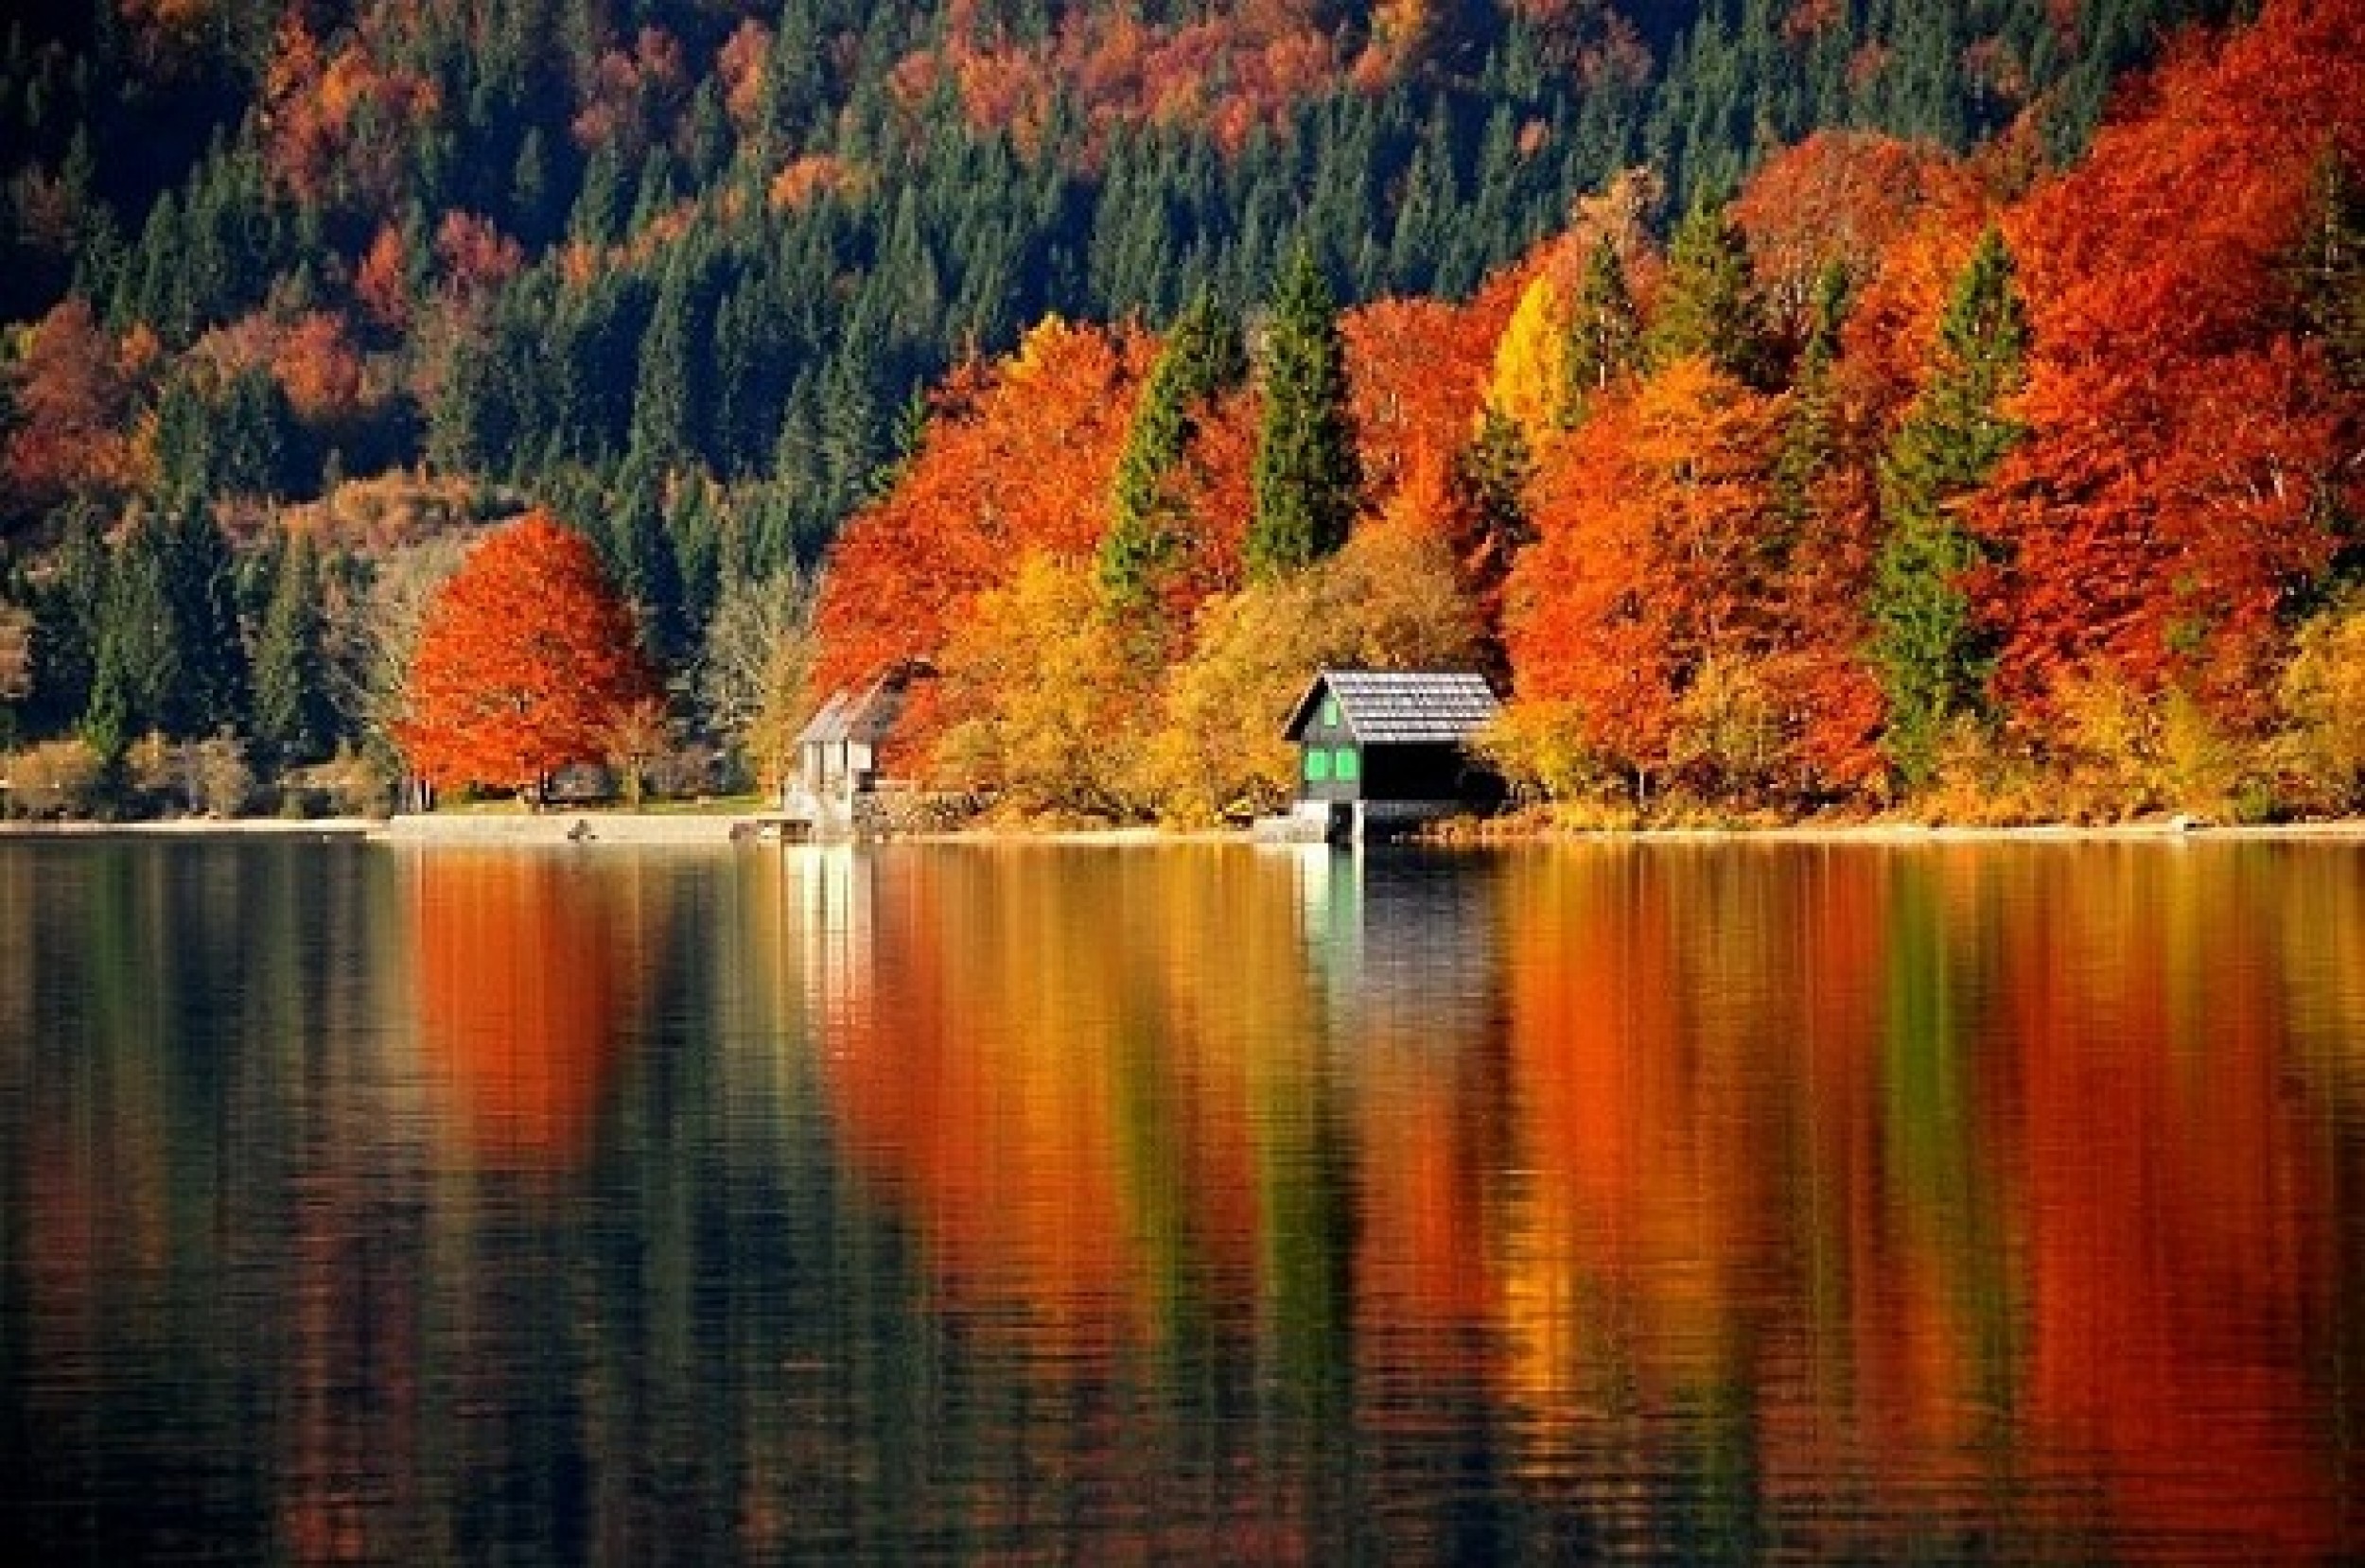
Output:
top-left (1275, 669), bottom-right (1500, 841)
top-left (787, 659), bottom-right (928, 824)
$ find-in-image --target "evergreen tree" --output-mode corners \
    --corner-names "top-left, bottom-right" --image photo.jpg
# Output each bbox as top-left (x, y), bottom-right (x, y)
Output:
top-left (83, 525), bottom-right (178, 758)
top-left (1773, 260), bottom-right (1850, 533)
top-left (251, 529), bottom-right (331, 764)
top-left (1645, 190), bottom-right (1765, 383)
top-left (2291, 148), bottom-right (2365, 391)
top-left (1248, 246), bottom-right (1360, 581)
top-left (1869, 228), bottom-right (2029, 787)
top-left (25, 512), bottom-right (108, 736)
top-left (1100, 290), bottom-right (1247, 608)
top-left (158, 505), bottom-right (250, 738)
top-left (605, 460), bottom-right (688, 666)
top-left (1566, 233), bottom-right (1642, 422)
top-left (628, 258), bottom-right (700, 473)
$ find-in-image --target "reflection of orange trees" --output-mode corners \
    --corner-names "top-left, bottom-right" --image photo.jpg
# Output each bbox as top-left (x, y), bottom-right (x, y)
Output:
top-left (410, 851), bottom-right (638, 1168)
top-left (1495, 845), bottom-right (2352, 1556)
top-left (813, 850), bottom-right (1331, 1354)
top-left (2007, 852), bottom-right (2340, 1559)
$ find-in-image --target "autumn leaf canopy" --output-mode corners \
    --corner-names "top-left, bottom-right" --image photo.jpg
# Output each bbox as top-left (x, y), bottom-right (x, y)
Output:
top-left (396, 510), bottom-right (659, 792)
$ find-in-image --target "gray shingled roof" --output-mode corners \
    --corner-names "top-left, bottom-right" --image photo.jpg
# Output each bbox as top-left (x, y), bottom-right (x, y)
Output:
top-left (794, 690), bottom-right (851, 746)
top-left (1285, 669), bottom-right (1499, 744)
top-left (796, 665), bottom-right (917, 746)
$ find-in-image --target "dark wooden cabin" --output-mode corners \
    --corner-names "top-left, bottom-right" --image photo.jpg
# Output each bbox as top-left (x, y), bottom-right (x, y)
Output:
top-left (1282, 670), bottom-right (1500, 807)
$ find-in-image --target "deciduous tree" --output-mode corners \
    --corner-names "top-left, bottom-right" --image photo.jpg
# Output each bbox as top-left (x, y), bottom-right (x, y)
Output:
top-left (395, 510), bottom-right (659, 796)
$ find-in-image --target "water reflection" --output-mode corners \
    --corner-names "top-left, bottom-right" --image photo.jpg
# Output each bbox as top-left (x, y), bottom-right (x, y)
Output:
top-left (0, 839), bottom-right (2358, 1562)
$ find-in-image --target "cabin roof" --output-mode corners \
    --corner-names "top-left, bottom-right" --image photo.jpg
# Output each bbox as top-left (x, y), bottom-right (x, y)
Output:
top-left (797, 662), bottom-right (920, 747)
top-left (1284, 669), bottom-right (1499, 745)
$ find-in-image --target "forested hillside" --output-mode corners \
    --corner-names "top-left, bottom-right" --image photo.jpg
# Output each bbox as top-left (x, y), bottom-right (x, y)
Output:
top-left (4, 0), bottom-right (2352, 824)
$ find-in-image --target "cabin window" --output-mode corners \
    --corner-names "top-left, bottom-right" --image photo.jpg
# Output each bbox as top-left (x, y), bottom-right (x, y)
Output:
top-left (1304, 749), bottom-right (1331, 783)
top-left (1333, 747), bottom-right (1359, 782)
top-left (1321, 698), bottom-right (1340, 729)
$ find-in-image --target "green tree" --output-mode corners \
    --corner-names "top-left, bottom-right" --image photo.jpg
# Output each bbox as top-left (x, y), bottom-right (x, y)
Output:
top-left (1099, 290), bottom-right (1247, 610)
top-left (1566, 234), bottom-right (1642, 421)
top-left (1646, 191), bottom-right (1765, 383)
top-left (25, 512), bottom-right (108, 735)
top-left (604, 461), bottom-right (688, 666)
top-left (1248, 246), bottom-right (1361, 581)
top-left (2290, 148), bottom-right (2365, 391)
top-left (252, 530), bottom-right (332, 765)
top-left (83, 526), bottom-right (179, 758)
top-left (1869, 228), bottom-right (2029, 786)
top-left (1773, 261), bottom-right (1851, 534)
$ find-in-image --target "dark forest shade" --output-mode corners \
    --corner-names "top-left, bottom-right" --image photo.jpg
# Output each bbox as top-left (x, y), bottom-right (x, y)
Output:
top-left (1283, 670), bottom-right (1499, 805)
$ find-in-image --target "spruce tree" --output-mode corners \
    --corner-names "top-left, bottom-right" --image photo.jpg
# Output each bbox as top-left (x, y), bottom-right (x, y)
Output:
top-left (157, 505), bottom-right (249, 738)
top-left (2291, 149), bottom-right (2365, 391)
top-left (83, 526), bottom-right (179, 758)
top-left (1869, 227), bottom-right (2029, 787)
top-left (1645, 192), bottom-right (1765, 384)
top-left (605, 460), bottom-right (687, 666)
top-left (252, 530), bottom-right (330, 765)
top-left (1248, 246), bottom-right (1360, 581)
top-left (26, 512), bottom-right (107, 735)
top-left (1566, 233), bottom-right (1642, 424)
top-left (1100, 290), bottom-right (1247, 609)
top-left (1773, 260), bottom-right (1850, 535)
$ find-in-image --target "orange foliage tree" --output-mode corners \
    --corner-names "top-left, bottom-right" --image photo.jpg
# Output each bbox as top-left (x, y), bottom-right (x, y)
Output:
top-left (395, 510), bottom-right (659, 794)
top-left (1507, 357), bottom-right (1802, 797)
top-left (811, 317), bottom-right (1153, 754)
top-left (1976, 0), bottom-right (2365, 733)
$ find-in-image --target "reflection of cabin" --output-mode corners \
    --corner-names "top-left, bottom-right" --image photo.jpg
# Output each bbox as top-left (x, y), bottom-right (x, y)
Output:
top-left (780, 661), bottom-right (928, 839)
top-left (1271, 669), bottom-right (1500, 843)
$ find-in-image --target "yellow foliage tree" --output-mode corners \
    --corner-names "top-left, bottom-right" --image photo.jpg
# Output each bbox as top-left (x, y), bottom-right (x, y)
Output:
top-left (1147, 522), bottom-right (1483, 824)
top-left (2279, 597), bottom-right (2365, 810)
top-left (934, 553), bottom-right (1153, 819)
top-left (1487, 271), bottom-right (1570, 441)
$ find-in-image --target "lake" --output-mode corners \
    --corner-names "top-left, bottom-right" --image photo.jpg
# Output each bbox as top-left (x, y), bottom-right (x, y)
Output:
top-left (1, 838), bottom-right (2360, 1562)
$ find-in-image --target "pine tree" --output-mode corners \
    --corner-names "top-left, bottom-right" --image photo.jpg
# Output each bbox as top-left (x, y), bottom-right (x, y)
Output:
top-left (1249, 246), bottom-right (1361, 581)
top-left (157, 505), bottom-right (249, 738)
top-left (1773, 260), bottom-right (1850, 534)
top-left (605, 460), bottom-right (687, 666)
top-left (2291, 148), bottom-right (2365, 391)
top-left (1869, 228), bottom-right (2029, 787)
top-left (83, 525), bottom-right (179, 758)
top-left (1645, 191), bottom-right (1765, 383)
top-left (1100, 290), bottom-right (1247, 609)
top-left (26, 512), bottom-right (108, 735)
top-left (1566, 233), bottom-right (1642, 423)
top-left (252, 530), bottom-right (331, 765)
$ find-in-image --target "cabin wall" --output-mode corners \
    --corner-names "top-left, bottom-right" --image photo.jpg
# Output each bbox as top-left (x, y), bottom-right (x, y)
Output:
top-left (1293, 692), bottom-right (1364, 801)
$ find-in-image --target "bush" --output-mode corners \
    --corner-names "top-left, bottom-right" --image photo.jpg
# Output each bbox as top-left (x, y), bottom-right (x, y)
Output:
top-left (1474, 700), bottom-right (1620, 807)
top-left (8, 738), bottom-right (105, 818)
top-left (189, 732), bottom-right (254, 818)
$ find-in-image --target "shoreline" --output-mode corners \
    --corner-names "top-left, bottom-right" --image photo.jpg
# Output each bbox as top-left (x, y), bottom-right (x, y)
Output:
top-left (0, 811), bottom-right (2359, 846)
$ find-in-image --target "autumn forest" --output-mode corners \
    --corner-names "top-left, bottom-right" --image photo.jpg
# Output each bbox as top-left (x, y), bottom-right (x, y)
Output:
top-left (0, 0), bottom-right (2359, 823)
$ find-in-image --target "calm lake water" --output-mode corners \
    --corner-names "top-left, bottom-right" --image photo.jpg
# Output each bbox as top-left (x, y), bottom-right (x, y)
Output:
top-left (2, 839), bottom-right (2361, 1563)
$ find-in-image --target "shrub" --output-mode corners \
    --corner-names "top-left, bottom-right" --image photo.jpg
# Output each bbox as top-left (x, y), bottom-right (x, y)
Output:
top-left (8, 738), bottom-right (105, 817)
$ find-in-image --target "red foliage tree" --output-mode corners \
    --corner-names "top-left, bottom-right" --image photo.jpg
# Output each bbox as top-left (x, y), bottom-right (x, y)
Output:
top-left (1732, 131), bottom-right (1982, 343)
top-left (2, 297), bottom-right (137, 513)
top-left (1975, 0), bottom-right (2365, 731)
top-left (395, 511), bottom-right (660, 794)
